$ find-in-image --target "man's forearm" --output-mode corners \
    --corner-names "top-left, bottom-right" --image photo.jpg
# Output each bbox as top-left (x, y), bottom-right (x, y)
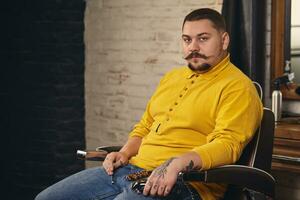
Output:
top-left (142, 151), bottom-right (203, 197)
top-left (119, 136), bottom-right (142, 159)
top-left (174, 151), bottom-right (202, 173)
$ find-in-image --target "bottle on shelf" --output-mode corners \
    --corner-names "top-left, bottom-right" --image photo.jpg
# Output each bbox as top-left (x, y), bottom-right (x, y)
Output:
top-left (272, 79), bottom-right (282, 122)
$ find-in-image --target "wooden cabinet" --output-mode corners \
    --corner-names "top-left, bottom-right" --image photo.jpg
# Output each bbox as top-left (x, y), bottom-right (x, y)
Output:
top-left (272, 121), bottom-right (300, 173)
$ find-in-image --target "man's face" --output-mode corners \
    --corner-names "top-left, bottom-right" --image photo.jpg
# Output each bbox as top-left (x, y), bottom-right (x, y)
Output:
top-left (182, 19), bottom-right (229, 73)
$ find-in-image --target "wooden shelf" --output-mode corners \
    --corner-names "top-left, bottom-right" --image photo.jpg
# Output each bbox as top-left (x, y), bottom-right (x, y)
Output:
top-left (272, 159), bottom-right (300, 173)
top-left (272, 121), bottom-right (300, 172)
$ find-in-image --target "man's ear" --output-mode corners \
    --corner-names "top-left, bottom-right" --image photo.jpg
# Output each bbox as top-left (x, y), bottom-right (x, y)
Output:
top-left (222, 32), bottom-right (230, 51)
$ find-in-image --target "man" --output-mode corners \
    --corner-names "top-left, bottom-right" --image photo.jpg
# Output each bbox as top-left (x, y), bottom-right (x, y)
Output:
top-left (35, 8), bottom-right (262, 200)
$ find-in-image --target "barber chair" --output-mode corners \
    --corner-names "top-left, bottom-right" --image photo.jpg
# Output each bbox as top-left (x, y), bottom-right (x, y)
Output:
top-left (253, 81), bottom-right (263, 101)
top-left (78, 82), bottom-right (275, 200)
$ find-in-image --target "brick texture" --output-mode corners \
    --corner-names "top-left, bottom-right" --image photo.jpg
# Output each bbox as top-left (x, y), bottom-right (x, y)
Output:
top-left (85, 0), bottom-right (223, 168)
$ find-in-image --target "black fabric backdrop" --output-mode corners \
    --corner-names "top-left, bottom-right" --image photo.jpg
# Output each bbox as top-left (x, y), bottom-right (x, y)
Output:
top-left (222, 0), bottom-right (267, 91)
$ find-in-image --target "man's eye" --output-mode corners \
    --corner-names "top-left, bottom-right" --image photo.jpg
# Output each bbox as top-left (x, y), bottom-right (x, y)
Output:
top-left (199, 37), bottom-right (208, 42)
top-left (183, 38), bottom-right (191, 43)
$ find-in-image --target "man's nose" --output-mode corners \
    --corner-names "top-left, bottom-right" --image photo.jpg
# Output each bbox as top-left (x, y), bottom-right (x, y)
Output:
top-left (189, 40), bottom-right (200, 52)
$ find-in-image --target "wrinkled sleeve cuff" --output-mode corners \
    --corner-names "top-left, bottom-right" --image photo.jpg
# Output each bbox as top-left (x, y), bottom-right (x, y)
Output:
top-left (192, 147), bottom-right (212, 170)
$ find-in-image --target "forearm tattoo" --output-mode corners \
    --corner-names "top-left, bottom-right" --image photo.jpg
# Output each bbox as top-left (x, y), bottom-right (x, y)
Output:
top-left (152, 157), bottom-right (177, 179)
top-left (152, 158), bottom-right (195, 181)
top-left (185, 160), bottom-right (194, 172)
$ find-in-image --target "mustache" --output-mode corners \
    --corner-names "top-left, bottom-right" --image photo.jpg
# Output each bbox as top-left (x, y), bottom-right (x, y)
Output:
top-left (184, 51), bottom-right (209, 60)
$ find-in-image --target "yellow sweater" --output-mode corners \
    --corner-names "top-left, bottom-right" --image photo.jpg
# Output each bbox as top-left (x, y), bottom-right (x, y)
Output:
top-left (129, 55), bottom-right (263, 200)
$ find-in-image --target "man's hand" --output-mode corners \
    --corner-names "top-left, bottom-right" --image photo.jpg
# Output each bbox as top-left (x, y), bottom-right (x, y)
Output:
top-left (102, 136), bottom-right (142, 175)
top-left (103, 151), bottom-right (129, 175)
top-left (142, 157), bottom-right (183, 197)
top-left (142, 151), bottom-right (201, 197)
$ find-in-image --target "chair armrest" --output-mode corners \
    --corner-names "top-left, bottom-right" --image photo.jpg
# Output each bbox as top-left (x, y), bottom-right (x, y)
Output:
top-left (76, 145), bottom-right (123, 161)
top-left (96, 145), bottom-right (122, 153)
top-left (179, 165), bottom-right (275, 198)
top-left (77, 150), bottom-right (107, 161)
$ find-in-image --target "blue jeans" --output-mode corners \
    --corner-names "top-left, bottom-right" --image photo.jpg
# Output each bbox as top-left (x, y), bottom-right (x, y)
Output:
top-left (35, 164), bottom-right (201, 200)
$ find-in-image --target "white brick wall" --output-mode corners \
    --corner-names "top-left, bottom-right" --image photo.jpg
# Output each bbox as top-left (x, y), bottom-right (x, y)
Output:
top-left (84, 0), bottom-right (223, 167)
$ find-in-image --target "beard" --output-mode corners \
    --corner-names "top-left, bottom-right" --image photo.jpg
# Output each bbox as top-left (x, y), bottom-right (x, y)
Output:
top-left (184, 51), bottom-right (211, 72)
top-left (188, 62), bottom-right (211, 72)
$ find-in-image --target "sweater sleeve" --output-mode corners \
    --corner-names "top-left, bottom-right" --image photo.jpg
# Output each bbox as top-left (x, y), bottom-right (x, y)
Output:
top-left (193, 84), bottom-right (263, 170)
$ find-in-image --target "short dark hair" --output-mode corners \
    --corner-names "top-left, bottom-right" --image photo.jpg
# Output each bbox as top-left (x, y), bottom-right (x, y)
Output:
top-left (182, 8), bottom-right (226, 32)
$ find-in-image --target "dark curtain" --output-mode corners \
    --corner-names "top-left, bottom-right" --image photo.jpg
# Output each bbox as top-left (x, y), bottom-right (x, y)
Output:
top-left (222, 0), bottom-right (267, 90)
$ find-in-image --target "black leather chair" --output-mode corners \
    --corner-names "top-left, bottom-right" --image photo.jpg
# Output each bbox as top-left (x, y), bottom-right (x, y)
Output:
top-left (77, 83), bottom-right (275, 200)
top-left (78, 108), bottom-right (275, 200)
top-left (253, 81), bottom-right (263, 101)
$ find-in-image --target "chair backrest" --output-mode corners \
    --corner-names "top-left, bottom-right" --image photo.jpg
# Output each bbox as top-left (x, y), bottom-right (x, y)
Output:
top-left (223, 108), bottom-right (275, 199)
top-left (237, 81), bottom-right (275, 172)
top-left (223, 82), bottom-right (275, 199)
top-left (235, 82), bottom-right (274, 172)
top-left (236, 108), bottom-right (275, 172)
top-left (253, 81), bottom-right (263, 100)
